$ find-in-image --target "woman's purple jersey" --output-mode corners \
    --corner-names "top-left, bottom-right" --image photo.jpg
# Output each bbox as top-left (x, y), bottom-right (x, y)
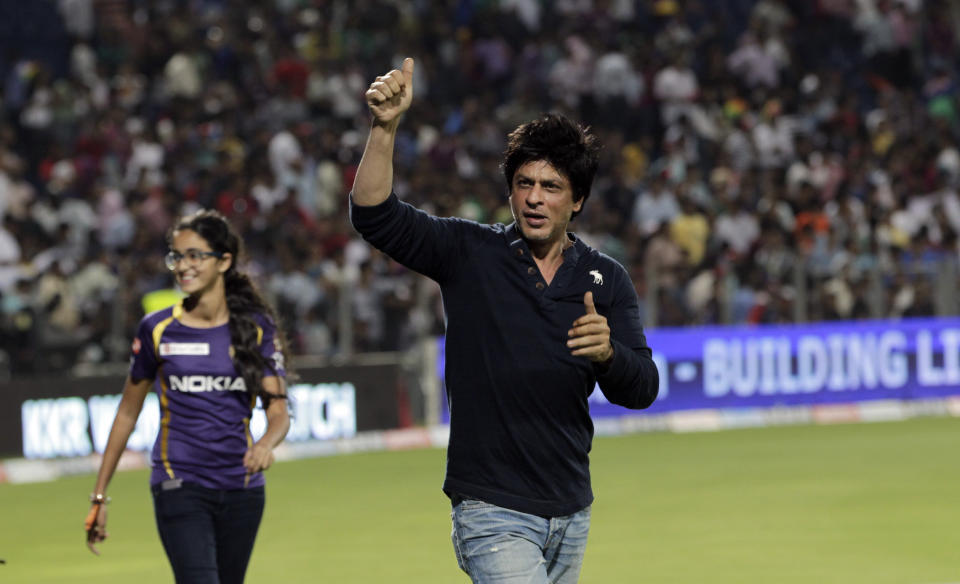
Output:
top-left (129, 301), bottom-right (285, 490)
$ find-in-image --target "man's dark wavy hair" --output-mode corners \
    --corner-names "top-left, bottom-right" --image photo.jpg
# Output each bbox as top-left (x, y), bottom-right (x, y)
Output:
top-left (169, 209), bottom-right (290, 407)
top-left (501, 113), bottom-right (601, 219)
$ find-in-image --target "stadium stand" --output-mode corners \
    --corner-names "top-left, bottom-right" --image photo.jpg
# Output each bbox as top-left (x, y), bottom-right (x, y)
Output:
top-left (0, 0), bottom-right (958, 377)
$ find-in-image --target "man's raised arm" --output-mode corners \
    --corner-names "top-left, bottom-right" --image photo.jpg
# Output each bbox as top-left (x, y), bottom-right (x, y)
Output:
top-left (352, 57), bottom-right (415, 207)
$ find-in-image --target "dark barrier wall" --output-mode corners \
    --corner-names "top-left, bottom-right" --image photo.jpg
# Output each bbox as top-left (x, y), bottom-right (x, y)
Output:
top-left (2, 363), bottom-right (402, 458)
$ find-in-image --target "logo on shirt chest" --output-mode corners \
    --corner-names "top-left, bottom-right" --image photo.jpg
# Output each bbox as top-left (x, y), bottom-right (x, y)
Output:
top-left (589, 270), bottom-right (604, 285)
top-left (169, 375), bottom-right (247, 392)
top-left (159, 342), bottom-right (210, 356)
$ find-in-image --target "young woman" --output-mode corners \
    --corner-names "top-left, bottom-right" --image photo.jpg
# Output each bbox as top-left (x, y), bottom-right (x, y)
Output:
top-left (85, 209), bottom-right (291, 584)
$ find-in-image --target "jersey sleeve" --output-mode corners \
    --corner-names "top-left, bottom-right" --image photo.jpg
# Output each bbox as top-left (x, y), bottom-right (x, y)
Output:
top-left (259, 318), bottom-right (286, 378)
top-left (128, 317), bottom-right (159, 381)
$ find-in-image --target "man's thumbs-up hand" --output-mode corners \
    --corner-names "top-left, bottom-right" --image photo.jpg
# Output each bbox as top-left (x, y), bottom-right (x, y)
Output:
top-left (365, 57), bottom-right (415, 127)
top-left (568, 292), bottom-right (614, 363)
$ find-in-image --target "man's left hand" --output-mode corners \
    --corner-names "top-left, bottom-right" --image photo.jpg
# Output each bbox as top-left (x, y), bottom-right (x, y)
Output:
top-left (568, 291), bottom-right (614, 362)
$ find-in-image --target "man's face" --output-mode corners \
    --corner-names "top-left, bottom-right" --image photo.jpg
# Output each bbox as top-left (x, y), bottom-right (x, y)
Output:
top-left (509, 160), bottom-right (582, 249)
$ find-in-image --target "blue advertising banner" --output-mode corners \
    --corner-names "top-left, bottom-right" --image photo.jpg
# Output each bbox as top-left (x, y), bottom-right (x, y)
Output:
top-left (437, 318), bottom-right (960, 422)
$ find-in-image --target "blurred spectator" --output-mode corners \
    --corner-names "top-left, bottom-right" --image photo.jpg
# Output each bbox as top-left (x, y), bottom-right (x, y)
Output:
top-left (35, 258), bottom-right (81, 333)
top-left (714, 195), bottom-right (761, 257)
top-left (652, 50), bottom-right (699, 126)
top-left (669, 196), bottom-right (710, 267)
top-left (632, 173), bottom-right (679, 237)
top-left (267, 121), bottom-right (305, 191)
top-left (727, 27), bottom-right (787, 89)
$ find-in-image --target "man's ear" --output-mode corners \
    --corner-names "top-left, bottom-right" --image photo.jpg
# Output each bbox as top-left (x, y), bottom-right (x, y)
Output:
top-left (572, 196), bottom-right (584, 214)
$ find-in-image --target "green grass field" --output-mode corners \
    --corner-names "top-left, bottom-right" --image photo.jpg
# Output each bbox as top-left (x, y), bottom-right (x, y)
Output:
top-left (1, 417), bottom-right (958, 583)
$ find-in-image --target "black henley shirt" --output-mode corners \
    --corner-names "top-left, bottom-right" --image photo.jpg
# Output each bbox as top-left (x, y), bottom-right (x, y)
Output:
top-left (351, 193), bottom-right (659, 517)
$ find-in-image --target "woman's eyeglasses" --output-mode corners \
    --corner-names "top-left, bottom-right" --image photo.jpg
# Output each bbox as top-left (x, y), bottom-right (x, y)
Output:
top-left (165, 249), bottom-right (224, 271)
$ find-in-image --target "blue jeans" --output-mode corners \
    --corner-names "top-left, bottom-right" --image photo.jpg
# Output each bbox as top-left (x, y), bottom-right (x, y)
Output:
top-left (151, 481), bottom-right (265, 584)
top-left (451, 498), bottom-right (591, 584)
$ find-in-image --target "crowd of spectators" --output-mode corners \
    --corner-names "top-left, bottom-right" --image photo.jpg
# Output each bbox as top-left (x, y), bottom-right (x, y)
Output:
top-left (0, 0), bottom-right (958, 376)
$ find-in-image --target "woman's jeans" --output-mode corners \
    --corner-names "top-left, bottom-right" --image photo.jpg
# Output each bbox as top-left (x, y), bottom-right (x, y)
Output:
top-left (152, 481), bottom-right (265, 584)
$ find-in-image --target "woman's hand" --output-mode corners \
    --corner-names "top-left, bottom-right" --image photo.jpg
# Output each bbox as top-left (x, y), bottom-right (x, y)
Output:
top-left (243, 442), bottom-right (276, 474)
top-left (85, 502), bottom-right (109, 555)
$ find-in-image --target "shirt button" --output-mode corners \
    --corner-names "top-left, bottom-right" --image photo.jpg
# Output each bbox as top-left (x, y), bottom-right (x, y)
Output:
top-left (535, 282), bottom-right (545, 290)
top-left (527, 267), bottom-right (536, 275)
top-left (515, 248), bottom-right (523, 256)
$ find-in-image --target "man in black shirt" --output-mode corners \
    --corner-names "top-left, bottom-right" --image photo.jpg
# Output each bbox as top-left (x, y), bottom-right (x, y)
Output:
top-left (351, 58), bottom-right (659, 583)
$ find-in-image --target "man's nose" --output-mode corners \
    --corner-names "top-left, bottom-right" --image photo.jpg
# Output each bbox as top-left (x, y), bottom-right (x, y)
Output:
top-left (526, 184), bottom-right (544, 205)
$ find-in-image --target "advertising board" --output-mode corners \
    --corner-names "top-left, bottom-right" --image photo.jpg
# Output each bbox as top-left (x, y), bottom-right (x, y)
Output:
top-left (4, 363), bottom-right (402, 459)
top-left (437, 318), bottom-right (960, 422)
